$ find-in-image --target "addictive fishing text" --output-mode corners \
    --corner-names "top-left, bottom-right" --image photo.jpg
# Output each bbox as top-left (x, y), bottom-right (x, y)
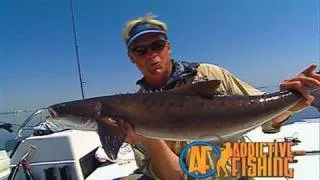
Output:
top-left (179, 141), bottom-right (295, 178)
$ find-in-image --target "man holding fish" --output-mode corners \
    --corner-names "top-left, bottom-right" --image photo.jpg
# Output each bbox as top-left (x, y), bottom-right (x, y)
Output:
top-left (117, 14), bottom-right (320, 179)
top-left (47, 14), bottom-right (319, 179)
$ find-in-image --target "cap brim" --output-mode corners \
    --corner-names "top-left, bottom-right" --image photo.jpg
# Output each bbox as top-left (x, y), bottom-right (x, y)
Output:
top-left (127, 29), bottom-right (166, 47)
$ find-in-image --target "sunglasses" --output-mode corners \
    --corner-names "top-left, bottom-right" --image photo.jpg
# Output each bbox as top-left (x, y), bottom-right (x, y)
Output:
top-left (130, 39), bottom-right (167, 56)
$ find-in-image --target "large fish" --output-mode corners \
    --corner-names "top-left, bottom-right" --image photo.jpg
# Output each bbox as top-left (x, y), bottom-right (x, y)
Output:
top-left (47, 80), bottom-right (319, 159)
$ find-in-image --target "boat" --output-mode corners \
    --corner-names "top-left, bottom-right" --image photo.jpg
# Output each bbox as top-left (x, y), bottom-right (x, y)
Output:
top-left (0, 108), bottom-right (319, 180)
top-left (0, 108), bottom-right (138, 180)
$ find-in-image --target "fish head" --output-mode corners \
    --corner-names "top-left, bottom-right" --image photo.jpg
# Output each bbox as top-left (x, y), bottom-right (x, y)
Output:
top-left (48, 99), bottom-right (125, 161)
top-left (47, 100), bottom-right (103, 130)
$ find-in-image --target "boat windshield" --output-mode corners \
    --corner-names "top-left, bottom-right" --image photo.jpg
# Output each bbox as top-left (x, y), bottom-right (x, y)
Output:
top-left (16, 108), bottom-right (51, 138)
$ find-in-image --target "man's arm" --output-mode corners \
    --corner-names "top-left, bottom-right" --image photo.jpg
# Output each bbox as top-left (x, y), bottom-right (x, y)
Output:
top-left (143, 139), bottom-right (183, 180)
top-left (119, 120), bottom-right (183, 180)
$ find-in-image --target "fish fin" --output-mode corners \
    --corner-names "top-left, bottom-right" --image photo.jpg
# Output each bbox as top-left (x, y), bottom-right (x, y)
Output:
top-left (166, 80), bottom-right (221, 97)
top-left (97, 118), bottom-right (124, 160)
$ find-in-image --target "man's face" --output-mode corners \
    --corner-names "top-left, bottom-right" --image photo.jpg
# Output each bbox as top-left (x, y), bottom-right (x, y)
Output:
top-left (128, 33), bottom-right (172, 79)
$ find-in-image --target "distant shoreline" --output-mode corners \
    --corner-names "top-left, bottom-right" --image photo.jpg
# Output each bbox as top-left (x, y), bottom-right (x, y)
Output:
top-left (0, 110), bottom-right (34, 115)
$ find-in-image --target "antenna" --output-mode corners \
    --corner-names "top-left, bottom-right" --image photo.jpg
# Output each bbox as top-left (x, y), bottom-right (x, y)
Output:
top-left (70, 0), bottom-right (85, 99)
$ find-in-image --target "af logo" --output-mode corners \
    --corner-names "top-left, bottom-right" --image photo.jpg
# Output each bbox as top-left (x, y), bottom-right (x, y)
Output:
top-left (179, 141), bottom-right (222, 178)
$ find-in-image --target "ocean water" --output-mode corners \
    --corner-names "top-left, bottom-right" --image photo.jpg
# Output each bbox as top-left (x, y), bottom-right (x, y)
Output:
top-left (0, 107), bottom-right (319, 150)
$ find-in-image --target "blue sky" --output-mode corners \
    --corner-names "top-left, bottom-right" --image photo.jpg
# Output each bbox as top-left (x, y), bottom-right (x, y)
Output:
top-left (0, 0), bottom-right (319, 112)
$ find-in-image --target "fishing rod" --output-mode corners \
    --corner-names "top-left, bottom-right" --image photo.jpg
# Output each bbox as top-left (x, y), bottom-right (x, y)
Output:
top-left (294, 150), bottom-right (320, 156)
top-left (70, 0), bottom-right (85, 99)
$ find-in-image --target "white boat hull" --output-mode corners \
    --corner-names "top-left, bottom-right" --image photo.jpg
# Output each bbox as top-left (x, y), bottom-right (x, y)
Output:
top-left (244, 120), bottom-right (320, 180)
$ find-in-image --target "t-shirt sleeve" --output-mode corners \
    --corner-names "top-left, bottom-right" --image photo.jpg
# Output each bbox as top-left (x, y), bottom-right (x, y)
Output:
top-left (196, 63), bottom-right (264, 96)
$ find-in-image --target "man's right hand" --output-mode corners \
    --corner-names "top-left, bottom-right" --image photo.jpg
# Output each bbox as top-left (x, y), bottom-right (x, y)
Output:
top-left (117, 119), bottom-right (149, 144)
top-left (116, 119), bottom-right (184, 179)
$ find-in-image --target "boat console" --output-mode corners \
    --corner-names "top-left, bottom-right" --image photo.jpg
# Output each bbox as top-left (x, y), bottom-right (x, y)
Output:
top-left (5, 108), bottom-right (138, 180)
top-left (9, 130), bottom-right (138, 180)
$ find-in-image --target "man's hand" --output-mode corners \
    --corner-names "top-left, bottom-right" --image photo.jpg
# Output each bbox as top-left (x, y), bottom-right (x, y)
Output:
top-left (117, 119), bottom-right (149, 144)
top-left (116, 119), bottom-right (184, 179)
top-left (264, 64), bottom-right (320, 132)
top-left (280, 64), bottom-right (320, 112)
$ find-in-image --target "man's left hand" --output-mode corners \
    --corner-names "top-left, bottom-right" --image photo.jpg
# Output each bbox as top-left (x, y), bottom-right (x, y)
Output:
top-left (280, 64), bottom-right (320, 112)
